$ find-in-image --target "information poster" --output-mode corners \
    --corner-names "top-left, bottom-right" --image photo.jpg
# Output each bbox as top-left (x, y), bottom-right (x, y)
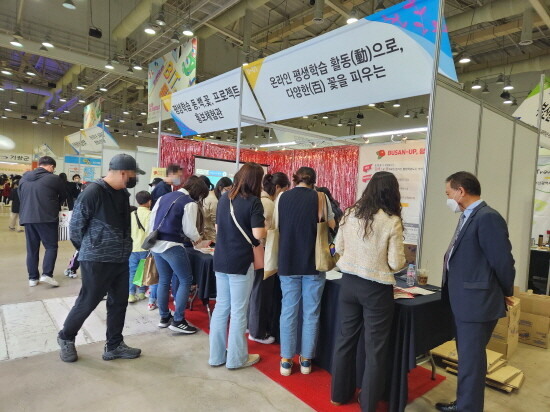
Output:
top-left (243, 0), bottom-right (456, 122)
top-left (64, 155), bottom-right (102, 182)
top-left (83, 98), bottom-right (103, 129)
top-left (148, 38), bottom-right (198, 124)
top-left (533, 156), bottom-right (550, 240)
top-left (151, 167), bottom-right (166, 178)
top-left (357, 140), bottom-right (426, 244)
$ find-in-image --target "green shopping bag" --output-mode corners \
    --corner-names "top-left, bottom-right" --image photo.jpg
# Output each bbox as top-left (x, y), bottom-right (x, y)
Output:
top-left (133, 259), bottom-right (146, 286)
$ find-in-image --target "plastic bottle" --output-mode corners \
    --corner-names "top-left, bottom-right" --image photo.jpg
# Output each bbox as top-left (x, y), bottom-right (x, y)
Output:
top-left (406, 264), bottom-right (416, 287)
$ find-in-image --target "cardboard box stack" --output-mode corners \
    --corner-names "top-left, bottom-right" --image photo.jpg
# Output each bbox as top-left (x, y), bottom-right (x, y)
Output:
top-left (431, 341), bottom-right (525, 393)
top-left (514, 287), bottom-right (550, 349)
top-left (487, 297), bottom-right (520, 359)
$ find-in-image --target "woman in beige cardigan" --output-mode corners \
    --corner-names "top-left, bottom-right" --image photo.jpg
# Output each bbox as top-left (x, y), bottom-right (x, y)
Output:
top-left (331, 171), bottom-right (406, 411)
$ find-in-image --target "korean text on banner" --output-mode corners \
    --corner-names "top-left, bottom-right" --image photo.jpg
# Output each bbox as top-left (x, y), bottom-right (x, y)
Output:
top-left (166, 68), bottom-right (264, 136)
top-left (66, 125), bottom-right (119, 154)
top-left (243, 0), bottom-right (457, 122)
top-left (0, 151), bottom-right (32, 164)
top-left (83, 98), bottom-right (103, 129)
top-left (148, 39), bottom-right (197, 125)
top-left (513, 76), bottom-right (550, 141)
top-left (532, 156), bottom-right (550, 240)
top-left (357, 140), bottom-right (426, 244)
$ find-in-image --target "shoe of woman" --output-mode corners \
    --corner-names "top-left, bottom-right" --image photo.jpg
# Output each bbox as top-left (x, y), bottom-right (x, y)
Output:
top-left (299, 355), bottom-right (311, 374)
top-left (280, 358), bottom-right (293, 376)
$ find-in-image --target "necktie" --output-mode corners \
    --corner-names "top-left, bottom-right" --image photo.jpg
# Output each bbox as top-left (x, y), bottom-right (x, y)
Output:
top-left (444, 213), bottom-right (465, 271)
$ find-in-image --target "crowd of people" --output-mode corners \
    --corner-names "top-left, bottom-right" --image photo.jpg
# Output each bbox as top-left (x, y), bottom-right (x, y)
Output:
top-left (11, 154), bottom-right (515, 412)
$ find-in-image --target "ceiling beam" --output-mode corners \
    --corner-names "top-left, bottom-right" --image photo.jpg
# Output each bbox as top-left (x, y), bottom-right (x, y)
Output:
top-left (325, 0), bottom-right (350, 18)
top-left (527, 0), bottom-right (550, 28)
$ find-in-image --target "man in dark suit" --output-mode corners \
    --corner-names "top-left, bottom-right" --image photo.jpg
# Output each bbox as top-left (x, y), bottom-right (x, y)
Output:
top-left (436, 171), bottom-right (515, 412)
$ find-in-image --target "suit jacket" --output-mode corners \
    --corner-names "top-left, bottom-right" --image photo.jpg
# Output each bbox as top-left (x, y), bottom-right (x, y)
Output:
top-left (442, 201), bottom-right (515, 323)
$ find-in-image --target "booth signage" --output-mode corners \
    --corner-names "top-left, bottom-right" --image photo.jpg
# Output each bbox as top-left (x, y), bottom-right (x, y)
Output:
top-left (533, 156), bottom-right (550, 240)
top-left (0, 151), bottom-right (32, 164)
top-left (33, 143), bottom-right (56, 161)
top-left (148, 38), bottom-right (198, 125)
top-left (513, 76), bottom-right (550, 140)
top-left (66, 125), bottom-right (119, 154)
top-left (243, 0), bottom-right (457, 122)
top-left (164, 68), bottom-right (263, 136)
top-left (357, 139), bottom-right (426, 244)
top-left (64, 155), bottom-right (102, 182)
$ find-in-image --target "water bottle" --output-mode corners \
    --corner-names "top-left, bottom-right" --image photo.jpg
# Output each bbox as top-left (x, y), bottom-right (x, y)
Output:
top-left (406, 264), bottom-right (416, 287)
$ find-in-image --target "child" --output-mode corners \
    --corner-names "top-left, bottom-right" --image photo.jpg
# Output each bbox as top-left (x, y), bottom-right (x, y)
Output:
top-left (9, 180), bottom-right (23, 231)
top-left (129, 190), bottom-right (158, 310)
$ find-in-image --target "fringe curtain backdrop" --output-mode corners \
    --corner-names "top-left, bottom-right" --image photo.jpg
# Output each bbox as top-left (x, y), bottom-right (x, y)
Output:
top-left (159, 135), bottom-right (359, 208)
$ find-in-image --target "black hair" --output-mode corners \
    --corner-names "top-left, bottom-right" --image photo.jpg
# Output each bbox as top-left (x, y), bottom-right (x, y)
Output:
top-left (214, 177), bottom-right (233, 199)
top-left (38, 156), bottom-right (56, 167)
top-left (198, 175), bottom-right (214, 190)
top-left (349, 171), bottom-right (403, 238)
top-left (263, 172), bottom-right (290, 196)
top-left (72, 174), bottom-right (81, 180)
top-left (166, 163), bottom-right (182, 175)
top-left (184, 175), bottom-right (210, 201)
top-left (135, 190), bottom-right (152, 205)
top-left (316, 187), bottom-right (343, 222)
top-left (59, 173), bottom-right (68, 182)
top-left (446, 171), bottom-right (481, 196)
top-left (292, 167), bottom-right (316, 186)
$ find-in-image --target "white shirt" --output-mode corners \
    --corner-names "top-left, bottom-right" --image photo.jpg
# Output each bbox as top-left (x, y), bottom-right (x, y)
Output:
top-left (149, 188), bottom-right (201, 253)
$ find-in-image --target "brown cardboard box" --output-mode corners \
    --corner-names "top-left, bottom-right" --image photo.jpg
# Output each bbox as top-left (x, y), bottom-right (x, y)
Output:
top-left (514, 287), bottom-right (550, 349)
top-left (487, 297), bottom-right (520, 358)
top-left (487, 338), bottom-right (518, 359)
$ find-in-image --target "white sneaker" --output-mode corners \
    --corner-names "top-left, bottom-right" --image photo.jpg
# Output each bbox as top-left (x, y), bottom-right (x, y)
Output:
top-left (29, 279), bottom-right (38, 287)
top-left (248, 334), bottom-right (276, 344)
top-left (39, 275), bottom-right (59, 287)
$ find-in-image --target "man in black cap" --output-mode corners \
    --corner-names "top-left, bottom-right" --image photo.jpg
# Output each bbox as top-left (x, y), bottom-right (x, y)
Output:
top-left (57, 154), bottom-right (145, 362)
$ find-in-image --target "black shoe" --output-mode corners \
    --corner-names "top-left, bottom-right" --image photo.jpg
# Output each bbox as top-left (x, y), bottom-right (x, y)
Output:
top-left (57, 336), bottom-right (78, 362)
top-left (435, 400), bottom-right (458, 412)
top-left (158, 314), bottom-right (173, 328)
top-left (168, 319), bottom-right (198, 334)
top-left (102, 341), bottom-right (141, 361)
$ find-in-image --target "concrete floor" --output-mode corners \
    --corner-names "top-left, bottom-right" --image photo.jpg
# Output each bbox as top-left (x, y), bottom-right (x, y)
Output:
top-left (0, 205), bottom-right (549, 411)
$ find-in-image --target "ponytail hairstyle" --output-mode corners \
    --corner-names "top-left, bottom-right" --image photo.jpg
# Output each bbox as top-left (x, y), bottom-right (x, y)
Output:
top-left (292, 166), bottom-right (316, 187)
top-left (198, 175), bottom-right (214, 191)
top-left (263, 172), bottom-right (291, 196)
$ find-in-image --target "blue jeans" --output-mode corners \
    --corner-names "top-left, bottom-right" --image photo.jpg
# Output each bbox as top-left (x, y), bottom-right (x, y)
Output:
top-left (209, 264), bottom-right (254, 369)
top-left (279, 274), bottom-right (326, 359)
top-left (153, 246), bottom-right (192, 322)
top-left (129, 251), bottom-right (148, 295)
top-left (148, 284), bottom-right (158, 304)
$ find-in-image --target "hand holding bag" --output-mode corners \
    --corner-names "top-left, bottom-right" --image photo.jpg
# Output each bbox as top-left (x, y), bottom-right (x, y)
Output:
top-left (141, 194), bottom-right (184, 250)
top-left (264, 193), bottom-right (281, 279)
top-left (315, 192), bottom-right (336, 272)
top-left (230, 199), bottom-right (265, 270)
top-left (58, 203), bottom-right (72, 241)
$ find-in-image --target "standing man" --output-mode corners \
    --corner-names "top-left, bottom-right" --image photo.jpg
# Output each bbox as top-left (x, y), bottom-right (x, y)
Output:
top-left (57, 154), bottom-right (144, 362)
top-left (18, 156), bottom-right (67, 287)
top-left (150, 164), bottom-right (182, 208)
top-left (436, 172), bottom-right (515, 412)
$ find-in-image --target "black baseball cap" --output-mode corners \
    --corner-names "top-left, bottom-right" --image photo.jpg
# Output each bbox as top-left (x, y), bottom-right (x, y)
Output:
top-left (109, 154), bottom-right (145, 174)
top-left (149, 177), bottom-right (163, 186)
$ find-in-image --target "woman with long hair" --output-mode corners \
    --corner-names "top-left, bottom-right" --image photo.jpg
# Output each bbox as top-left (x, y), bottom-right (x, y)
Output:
top-left (248, 172), bottom-right (291, 345)
top-left (209, 163), bottom-right (266, 369)
top-left (199, 175), bottom-right (217, 244)
top-left (277, 167), bottom-right (335, 377)
top-left (214, 176), bottom-right (233, 200)
top-left (330, 171), bottom-right (406, 411)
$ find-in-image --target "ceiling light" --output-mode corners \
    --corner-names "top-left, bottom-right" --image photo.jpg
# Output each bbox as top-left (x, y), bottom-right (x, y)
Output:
top-left (451, 44), bottom-right (459, 57)
top-left (5, 108), bottom-right (12, 112)
top-left (1, 114), bottom-right (7, 119)
top-left (377, 102), bottom-right (386, 109)
top-left (496, 73), bottom-right (505, 84)
top-left (363, 138), bottom-right (370, 144)
top-left (356, 121), bottom-right (362, 127)
top-left (254, 134), bottom-right (259, 138)
top-left (140, 111), bottom-right (146, 116)
top-left (471, 79), bottom-right (482, 90)
top-left (503, 98), bottom-right (513, 105)
top-left (53, 116), bottom-right (60, 119)
top-left (104, 118), bottom-right (110, 122)
top-left (26, 71), bottom-right (36, 76)
top-left (32, 119), bottom-right (38, 124)
top-left (302, 115), bottom-right (309, 119)
top-left (503, 79), bottom-right (514, 90)
top-left (76, 85), bottom-right (85, 90)
top-left (459, 54), bottom-right (471, 64)
top-left (154, 12), bottom-right (166, 26)
top-left (78, 98), bottom-right (85, 103)
top-left (226, 137), bottom-right (231, 141)
top-left (356, 112), bottom-right (364, 119)
top-left (362, 127), bottom-right (427, 139)
top-left (167, 127), bottom-right (173, 131)
top-left (42, 36), bottom-right (54, 48)
top-left (182, 23), bottom-right (194, 36)
top-left (119, 119), bottom-right (125, 123)
top-left (413, 112), bottom-right (418, 119)
top-left (482, 85), bottom-right (490, 94)
top-left (132, 62), bottom-right (142, 71)
top-left (347, 8), bottom-right (359, 24)
top-left (368, 103), bottom-right (376, 107)
top-left (419, 107), bottom-right (425, 115)
top-left (260, 141), bottom-right (297, 148)
top-left (16, 86), bottom-right (24, 92)
top-left (337, 119), bottom-right (343, 126)
top-left (39, 115), bottom-right (45, 119)
top-left (105, 60), bottom-right (114, 70)
top-left (62, 0), bottom-right (76, 10)
top-left (347, 119), bottom-right (353, 126)
top-left (170, 31), bottom-right (180, 44)
top-left (152, 127), bottom-right (157, 131)
top-left (0, 87), bottom-right (3, 91)
top-left (122, 109), bottom-right (130, 115)
top-left (144, 23), bottom-right (156, 35)
top-left (99, 86), bottom-right (108, 92)
top-left (122, 132), bottom-right (127, 136)
top-left (59, 96), bottom-right (67, 102)
top-left (46, 108), bottom-right (54, 113)
top-left (9, 100), bottom-right (17, 105)
top-left (1, 70), bottom-right (12, 75)
top-left (138, 130), bottom-right (143, 133)
top-left (45, 120), bottom-right (51, 124)
top-left (10, 36), bottom-right (23, 48)
top-left (393, 100), bottom-right (401, 108)
top-left (500, 91), bottom-right (511, 100)
top-left (404, 110), bottom-right (411, 118)
top-left (322, 114), bottom-right (329, 119)
top-left (375, 0), bottom-right (386, 12)
top-left (64, 110), bottom-right (70, 113)
top-left (511, 98), bottom-right (518, 106)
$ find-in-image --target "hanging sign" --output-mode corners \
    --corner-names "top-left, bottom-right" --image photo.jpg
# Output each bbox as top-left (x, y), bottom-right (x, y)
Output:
top-left (165, 68), bottom-right (264, 136)
top-left (357, 139), bottom-right (426, 244)
top-left (0, 151), bottom-right (32, 163)
top-left (83, 98), bottom-right (103, 129)
top-left (33, 144), bottom-right (56, 161)
top-left (148, 38), bottom-right (198, 124)
top-left (243, 0), bottom-right (456, 122)
top-left (513, 76), bottom-right (550, 141)
top-left (66, 125), bottom-right (119, 154)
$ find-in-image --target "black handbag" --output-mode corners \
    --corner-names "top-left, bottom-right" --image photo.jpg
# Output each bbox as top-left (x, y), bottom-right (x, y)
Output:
top-left (141, 194), bottom-right (184, 250)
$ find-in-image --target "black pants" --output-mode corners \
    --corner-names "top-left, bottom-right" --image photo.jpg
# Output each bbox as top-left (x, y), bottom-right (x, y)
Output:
top-left (24, 222), bottom-right (59, 280)
top-left (455, 318), bottom-right (498, 412)
top-left (248, 269), bottom-right (276, 339)
top-left (331, 274), bottom-right (394, 412)
top-left (59, 261), bottom-right (129, 350)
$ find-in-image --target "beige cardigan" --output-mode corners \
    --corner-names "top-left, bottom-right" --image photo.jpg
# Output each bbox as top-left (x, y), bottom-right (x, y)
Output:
top-left (203, 190), bottom-right (218, 242)
top-left (335, 209), bottom-right (406, 285)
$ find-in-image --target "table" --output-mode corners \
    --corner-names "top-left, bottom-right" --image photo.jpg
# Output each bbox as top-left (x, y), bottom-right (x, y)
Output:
top-left (314, 276), bottom-right (454, 412)
top-left (528, 248), bottom-right (550, 295)
top-left (185, 247), bottom-right (216, 318)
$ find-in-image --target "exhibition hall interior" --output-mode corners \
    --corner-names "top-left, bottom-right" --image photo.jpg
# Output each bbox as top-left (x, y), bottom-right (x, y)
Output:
top-left (0, 0), bottom-right (549, 411)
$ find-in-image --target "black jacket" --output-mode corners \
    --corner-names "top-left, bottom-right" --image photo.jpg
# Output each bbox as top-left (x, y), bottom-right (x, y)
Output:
top-left (10, 188), bottom-right (20, 214)
top-left (18, 168), bottom-right (67, 225)
top-left (70, 179), bottom-right (132, 263)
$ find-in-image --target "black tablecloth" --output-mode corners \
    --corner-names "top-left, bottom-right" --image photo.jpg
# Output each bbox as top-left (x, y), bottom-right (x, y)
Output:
top-left (528, 249), bottom-right (550, 295)
top-left (185, 248), bottom-right (216, 301)
top-left (315, 277), bottom-right (454, 412)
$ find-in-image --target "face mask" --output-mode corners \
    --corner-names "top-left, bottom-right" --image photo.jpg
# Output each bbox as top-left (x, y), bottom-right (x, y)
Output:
top-left (126, 176), bottom-right (137, 189)
top-left (446, 191), bottom-right (461, 213)
top-left (172, 177), bottom-right (181, 186)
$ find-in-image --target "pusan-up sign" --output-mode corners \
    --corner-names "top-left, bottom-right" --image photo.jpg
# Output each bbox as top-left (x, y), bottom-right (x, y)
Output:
top-left (66, 125), bottom-right (119, 154)
top-left (167, 0), bottom-right (456, 136)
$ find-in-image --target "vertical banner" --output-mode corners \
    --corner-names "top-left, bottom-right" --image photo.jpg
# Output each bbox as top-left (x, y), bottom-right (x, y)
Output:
top-left (147, 38), bottom-right (198, 124)
top-left (533, 156), bottom-right (550, 240)
top-left (513, 76), bottom-right (550, 141)
top-left (357, 140), bottom-right (426, 244)
top-left (83, 98), bottom-right (103, 129)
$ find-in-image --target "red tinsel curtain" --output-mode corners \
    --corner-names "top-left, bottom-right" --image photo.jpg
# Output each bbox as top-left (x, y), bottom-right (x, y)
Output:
top-left (160, 136), bottom-right (359, 208)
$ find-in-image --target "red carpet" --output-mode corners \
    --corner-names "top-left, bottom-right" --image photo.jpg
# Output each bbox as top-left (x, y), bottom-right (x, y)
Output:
top-left (181, 300), bottom-right (446, 411)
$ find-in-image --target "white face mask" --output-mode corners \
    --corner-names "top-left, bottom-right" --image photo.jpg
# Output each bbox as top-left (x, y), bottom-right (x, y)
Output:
top-left (446, 191), bottom-right (462, 213)
top-left (172, 177), bottom-right (181, 186)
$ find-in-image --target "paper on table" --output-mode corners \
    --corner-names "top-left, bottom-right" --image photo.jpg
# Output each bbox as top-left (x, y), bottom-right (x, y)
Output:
top-left (403, 286), bottom-right (436, 296)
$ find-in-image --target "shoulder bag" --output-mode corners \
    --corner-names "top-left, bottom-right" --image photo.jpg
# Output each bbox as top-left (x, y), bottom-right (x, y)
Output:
top-left (230, 198), bottom-right (265, 270)
top-left (263, 193), bottom-right (281, 279)
top-left (315, 191), bottom-right (336, 272)
top-left (141, 194), bottom-right (184, 250)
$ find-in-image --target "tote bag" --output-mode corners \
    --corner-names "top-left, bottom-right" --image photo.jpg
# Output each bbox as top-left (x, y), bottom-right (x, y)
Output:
top-left (142, 254), bottom-right (159, 286)
top-left (132, 259), bottom-right (146, 287)
top-left (58, 207), bottom-right (72, 241)
top-left (264, 194), bottom-right (281, 279)
top-left (315, 192), bottom-right (336, 272)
